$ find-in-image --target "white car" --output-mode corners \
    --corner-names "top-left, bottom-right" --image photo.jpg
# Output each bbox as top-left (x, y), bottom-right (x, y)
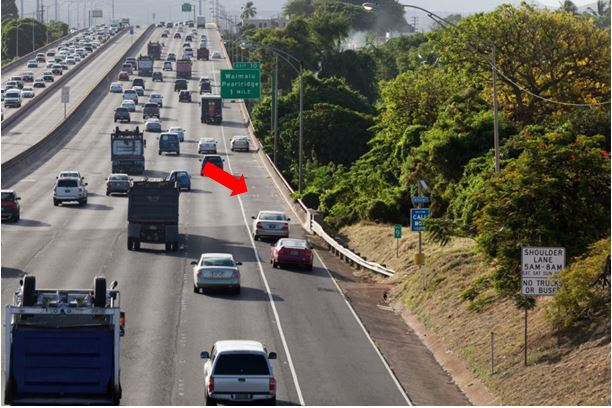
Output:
top-left (211, 51), bottom-right (221, 59)
top-left (191, 253), bottom-right (242, 294)
top-left (198, 137), bottom-right (217, 154)
top-left (123, 89), bottom-right (138, 103)
top-left (109, 82), bottom-right (123, 93)
top-left (230, 135), bottom-right (249, 152)
top-left (251, 211), bottom-right (290, 240)
top-left (132, 86), bottom-right (145, 96)
top-left (145, 117), bottom-right (162, 132)
top-left (53, 177), bottom-right (88, 206)
top-left (148, 92), bottom-right (163, 107)
top-left (168, 126), bottom-right (185, 142)
top-left (20, 87), bottom-right (35, 98)
top-left (200, 340), bottom-right (277, 405)
top-left (120, 99), bottom-right (136, 112)
top-left (26, 59), bottom-right (38, 68)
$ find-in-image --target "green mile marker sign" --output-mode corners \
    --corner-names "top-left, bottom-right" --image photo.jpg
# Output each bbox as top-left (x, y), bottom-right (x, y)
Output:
top-left (220, 69), bottom-right (261, 100)
top-left (394, 224), bottom-right (402, 239)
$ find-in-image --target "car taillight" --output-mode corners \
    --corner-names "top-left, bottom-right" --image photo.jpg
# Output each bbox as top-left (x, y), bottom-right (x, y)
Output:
top-left (3, 201), bottom-right (15, 209)
top-left (232, 270), bottom-right (240, 278)
top-left (107, 181), bottom-right (112, 186)
top-left (197, 270), bottom-right (203, 277)
top-left (256, 222), bottom-right (262, 229)
top-left (119, 312), bottom-right (125, 328)
top-left (208, 376), bottom-right (214, 393)
top-left (269, 377), bottom-right (276, 392)
top-left (282, 223), bottom-right (289, 230)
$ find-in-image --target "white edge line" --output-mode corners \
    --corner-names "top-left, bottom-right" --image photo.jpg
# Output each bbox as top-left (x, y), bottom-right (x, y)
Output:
top-left (232, 93), bottom-right (411, 405)
top-left (313, 248), bottom-right (414, 406)
top-left (222, 51), bottom-right (410, 405)
top-left (218, 112), bottom-right (306, 406)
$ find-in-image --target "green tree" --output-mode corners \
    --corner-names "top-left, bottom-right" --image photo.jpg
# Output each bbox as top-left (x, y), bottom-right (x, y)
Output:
top-left (559, 0), bottom-right (578, 14)
top-left (2, 0), bottom-right (19, 22)
top-left (474, 130), bottom-right (611, 294)
top-left (241, 1), bottom-right (257, 20)
top-left (47, 20), bottom-right (68, 41)
top-left (2, 18), bottom-right (47, 59)
top-left (585, 0), bottom-right (611, 28)
top-left (437, 3), bottom-right (611, 127)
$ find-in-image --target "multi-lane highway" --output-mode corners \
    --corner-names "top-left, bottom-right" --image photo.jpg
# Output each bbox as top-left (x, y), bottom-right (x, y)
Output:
top-left (1, 27), bottom-right (147, 161)
top-left (1, 24), bottom-right (416, 405)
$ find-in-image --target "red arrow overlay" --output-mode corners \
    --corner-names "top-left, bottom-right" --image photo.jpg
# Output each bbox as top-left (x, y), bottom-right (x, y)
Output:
top-left (202, 162), bottom-right (248, 196)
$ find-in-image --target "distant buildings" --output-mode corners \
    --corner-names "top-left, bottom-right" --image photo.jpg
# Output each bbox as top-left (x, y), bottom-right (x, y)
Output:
top-left (241, 17), bottom-right (288, 29)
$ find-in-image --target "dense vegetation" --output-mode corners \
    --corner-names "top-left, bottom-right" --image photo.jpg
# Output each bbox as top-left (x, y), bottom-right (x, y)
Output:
top-left (1, 0), bottom-right (69, 62)
top-left (233, 0), bottom-right (610, 321)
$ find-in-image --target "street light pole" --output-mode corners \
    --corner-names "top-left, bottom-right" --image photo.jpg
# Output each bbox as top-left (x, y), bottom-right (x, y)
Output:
top-left (298, 61), bottom-right (304, 194)
top-left (272, 54), bottom-right (279, 165)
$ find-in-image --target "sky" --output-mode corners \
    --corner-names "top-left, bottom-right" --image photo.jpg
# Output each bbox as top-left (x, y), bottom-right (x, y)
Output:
top-left (17, 0), bottom-right (601, 26)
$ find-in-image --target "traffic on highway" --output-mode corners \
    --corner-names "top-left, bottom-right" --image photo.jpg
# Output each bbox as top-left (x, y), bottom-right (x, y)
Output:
top-left (0, 19), bottom-right (423, 406)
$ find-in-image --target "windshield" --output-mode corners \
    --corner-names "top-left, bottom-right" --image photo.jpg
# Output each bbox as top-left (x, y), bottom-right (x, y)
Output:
top-left (213, 354), bottom-right (270, 376)
top-left (57, 179), bottom-right (78, 187)
top-left (110, 175), bottom-right (129, 181)
top-left (260, 213), bottom-right (287, 221)
top-left (1, 192), bottom-right (15, 200)
top-left (202, 257), bottom-right (234, 267)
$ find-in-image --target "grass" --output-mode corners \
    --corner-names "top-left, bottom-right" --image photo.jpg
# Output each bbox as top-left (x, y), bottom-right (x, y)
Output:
top-left (339, 222), bottom-right (611, 405)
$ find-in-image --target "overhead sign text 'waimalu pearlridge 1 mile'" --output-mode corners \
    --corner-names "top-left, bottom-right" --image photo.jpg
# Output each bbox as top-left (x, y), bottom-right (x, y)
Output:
top-left (521, 247), bottom-right (565, 296)
top-left (220, 69), bottom-right (261, 100)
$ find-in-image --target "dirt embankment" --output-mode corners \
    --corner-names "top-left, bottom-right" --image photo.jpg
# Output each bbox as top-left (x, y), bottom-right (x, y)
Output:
top-left (339, 222), bottom-right (611, 406)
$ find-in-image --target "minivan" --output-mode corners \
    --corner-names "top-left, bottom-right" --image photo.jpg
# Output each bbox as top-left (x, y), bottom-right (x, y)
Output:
top-left (158, 133), bottom-right (180, 155)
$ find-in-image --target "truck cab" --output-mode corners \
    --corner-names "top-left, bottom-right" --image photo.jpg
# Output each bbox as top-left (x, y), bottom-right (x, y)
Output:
top-left (158, 132), bottom-right (180, 155)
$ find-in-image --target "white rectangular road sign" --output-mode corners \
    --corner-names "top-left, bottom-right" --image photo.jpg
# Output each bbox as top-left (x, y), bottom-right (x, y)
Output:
top-left (61, 86), bottom-right (70, 103)
top-left (521, 247), bottom-right (565, 296)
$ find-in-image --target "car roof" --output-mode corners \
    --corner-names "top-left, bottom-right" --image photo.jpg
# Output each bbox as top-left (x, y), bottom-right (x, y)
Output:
top-left (109, 173), bottom-right (129, 177)
top-left (259, 210), bottom-right (287, 216)
top-left (214, 340), bottom-right (266, 354)
top-left (1, 189), bottom-right (16, 193)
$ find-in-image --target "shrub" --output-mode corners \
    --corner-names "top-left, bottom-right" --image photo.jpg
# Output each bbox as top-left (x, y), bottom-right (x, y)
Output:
top-left (546, 238), bottom-right (611, 329)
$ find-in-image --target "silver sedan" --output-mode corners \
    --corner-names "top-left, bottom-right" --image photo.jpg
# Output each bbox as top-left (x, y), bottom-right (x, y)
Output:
top-left (251, 210), bottom-right (290, 240)
top-left (192, 253), bottom-right (241, 294)
top-left (230, 135), bottom-right (249, 152)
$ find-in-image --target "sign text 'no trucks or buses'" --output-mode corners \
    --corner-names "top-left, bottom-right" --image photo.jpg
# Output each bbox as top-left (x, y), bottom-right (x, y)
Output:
top-left (521, 247), bottom-right (565, 296)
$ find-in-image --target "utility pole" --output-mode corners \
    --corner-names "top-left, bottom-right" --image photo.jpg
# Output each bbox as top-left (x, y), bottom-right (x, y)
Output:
top-left (55, 0), bottom-right (58, 20)
top-left (20, 0), bottom-right (24, 18)
top-left (112, 0), bottom-right (114, 20)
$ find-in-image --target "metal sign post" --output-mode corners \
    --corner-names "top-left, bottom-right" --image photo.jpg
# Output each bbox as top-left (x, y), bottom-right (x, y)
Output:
top-left (61, 86), bottom-right (70, 118)
top-left (394, 224), bottom-right (402, 257)
top-left (520, 246), bottom-right (565, 365)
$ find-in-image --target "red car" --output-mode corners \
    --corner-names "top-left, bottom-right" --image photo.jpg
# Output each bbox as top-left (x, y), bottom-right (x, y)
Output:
top-left (270, 238), bottom-right (313, 270)
top-left (118, 71), bottom-right (130, 81)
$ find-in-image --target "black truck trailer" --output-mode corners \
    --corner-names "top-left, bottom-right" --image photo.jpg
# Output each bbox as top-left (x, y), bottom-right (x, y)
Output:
top-left (111, 126), bottom-right (145, 174)
top-left (127, 180), bottom-right (180, 251)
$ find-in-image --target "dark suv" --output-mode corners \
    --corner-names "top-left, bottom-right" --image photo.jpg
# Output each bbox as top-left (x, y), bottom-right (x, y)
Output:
top-left (174, 79), bottom-right (188, 92)
top-left (114, 107), bottom-right (131, 123)
top-left (132, 78), bottom-right (145, 90)
top-left (1, 190), bottom-right (21, 222)
top-left (178, 90), bottom-right (191, 103)
top-left (143, 103), bottom-right (160, 119)
top-left (200, 155), bottom-right (224, 176)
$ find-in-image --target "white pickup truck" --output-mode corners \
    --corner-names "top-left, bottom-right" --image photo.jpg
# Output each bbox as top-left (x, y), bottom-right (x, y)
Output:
top-left (200, 340), bottom-right (277, 405)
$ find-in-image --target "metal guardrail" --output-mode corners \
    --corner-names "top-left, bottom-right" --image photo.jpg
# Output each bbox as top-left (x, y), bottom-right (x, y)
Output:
top-left (215, 25), bottom-right (396, 277)
top-left (1, 28), bottom-right (88, 74)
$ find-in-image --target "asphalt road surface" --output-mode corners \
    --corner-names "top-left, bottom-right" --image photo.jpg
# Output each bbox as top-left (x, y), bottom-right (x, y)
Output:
top-left (1, 25), bottom-right (411, 405)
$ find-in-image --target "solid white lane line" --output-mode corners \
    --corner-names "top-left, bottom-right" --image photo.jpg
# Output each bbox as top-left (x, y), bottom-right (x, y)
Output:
top-left (312, 250), bottom-right (414, 406)
top-left (218, 109), bottom-right (306, 406)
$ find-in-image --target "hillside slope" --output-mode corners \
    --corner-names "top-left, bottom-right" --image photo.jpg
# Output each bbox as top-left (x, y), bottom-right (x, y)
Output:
top-left (339, 223), bottom-right (610, 405)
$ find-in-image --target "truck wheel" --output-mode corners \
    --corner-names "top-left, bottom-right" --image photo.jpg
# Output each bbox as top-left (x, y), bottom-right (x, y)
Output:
top-left (93, 276), bottom-right (106, 307)
top-left (22, 275), bottom-right (36, 306)
top-left (134, 240), bottom-right (141, 250)
top-left (272, 261), bottom-right (278, 269)
top-left (165, 242), bottom-right (172, 251)
top-left (193, 285), bottom-right (199, 293)
top-left (158, 150), bottom-right (162, 155)
top-left (205, 395), bottom-right (217, 406)
top-left (127, 238), bottom-right (134, 250)
top-left (53, 199), bottom-right (59, 206)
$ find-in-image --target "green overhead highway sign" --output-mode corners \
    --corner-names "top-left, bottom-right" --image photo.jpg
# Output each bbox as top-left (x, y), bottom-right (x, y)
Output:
top-left (233, 62), bottom-right (260, 70)
top-left (220, 69), bottom-right (261, 100)
top-left (181, 3), bottom-right (192, 12)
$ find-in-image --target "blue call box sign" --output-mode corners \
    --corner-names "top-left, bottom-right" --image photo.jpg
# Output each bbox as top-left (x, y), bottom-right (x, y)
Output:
top-left (411, 208), bottom-right (430, 232)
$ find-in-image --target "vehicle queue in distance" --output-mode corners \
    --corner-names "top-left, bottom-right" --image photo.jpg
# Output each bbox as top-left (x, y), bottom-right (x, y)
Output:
top-left (2, 24), bottom-right (119, 114)
top-left (1, 20), bottom-right (318, 406)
